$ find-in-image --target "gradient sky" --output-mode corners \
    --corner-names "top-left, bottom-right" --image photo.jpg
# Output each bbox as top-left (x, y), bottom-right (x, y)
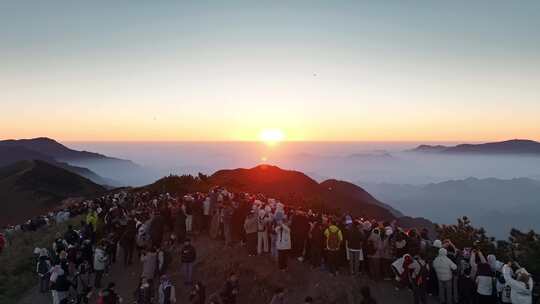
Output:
top-left (1, 1), bottom-right (539, 141)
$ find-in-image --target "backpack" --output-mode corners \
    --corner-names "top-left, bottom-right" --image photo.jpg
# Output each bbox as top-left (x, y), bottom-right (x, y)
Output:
top-left (327, 228), bottom-right (341, 251)
top-left (37, 259), bottom-right (50, 275)
top-left (55, 239), bottom-right (66, 253)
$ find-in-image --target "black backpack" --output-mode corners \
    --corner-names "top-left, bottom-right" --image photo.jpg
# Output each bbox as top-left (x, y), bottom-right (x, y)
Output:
top-left (37, 259), bottom-right (50, 275)
top-left (55, 239), bottom-right (66, 253)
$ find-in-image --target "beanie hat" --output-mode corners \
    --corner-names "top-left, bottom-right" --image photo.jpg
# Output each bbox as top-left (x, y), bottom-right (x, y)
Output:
top-left (433, 239), bottom-right (443, 248)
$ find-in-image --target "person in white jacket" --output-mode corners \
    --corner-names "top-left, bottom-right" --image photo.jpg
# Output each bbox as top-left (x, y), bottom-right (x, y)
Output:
top-left (275, 222), bottom-right (291, 271)
top-left (432, 248), bottom-right (457, 304)
top-left (502, 263), bottom-right (533, 304)
top-left (93, 244), bottom-right (108, 288)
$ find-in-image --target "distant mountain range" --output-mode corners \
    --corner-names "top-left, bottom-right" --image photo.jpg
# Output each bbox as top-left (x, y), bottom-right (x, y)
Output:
top-left (0, 145), bottom-right (115, 186)
top-left (0, 137), bottom-right (147, 185)
top-left (410, 139), bottom-right (540, 155)
top-left (0, 160), bottom-right (105, 225)
top-left (363, 177), bottom-right (540, 238)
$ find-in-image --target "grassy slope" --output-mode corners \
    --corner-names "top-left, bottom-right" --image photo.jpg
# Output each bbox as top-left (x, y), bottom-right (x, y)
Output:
top-left (0, 217), bottom-right (81, 304)
top-left (0, 160), bottom-right (105, 225)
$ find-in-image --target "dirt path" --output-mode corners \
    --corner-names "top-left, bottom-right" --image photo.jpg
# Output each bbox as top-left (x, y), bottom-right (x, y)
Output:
top-left (18, 235), bottom-right (439, 304)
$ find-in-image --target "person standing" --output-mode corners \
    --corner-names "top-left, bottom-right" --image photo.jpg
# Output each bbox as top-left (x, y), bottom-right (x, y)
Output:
top-left (275, 221), bottom-right (292, 271)
top-left (75, 260), bottom-right (92, 304)
top-left (244, 211), bottom-right (258, 256)
top-left (309, 221), bottom-right (324, 269)
top-left (324, 220), bottom-right (343, 276)
top-left (502, 262), bottom-right (533, 304)
top-left (36, 251), bottom-right (52, 293)
top-left (141, 248), bottom-right (158, 285)
top-left (158, 275), bottom-right (177, 304)
top-left (120, 217), bottom-right (136, 266)
top-left (181, 239), bottom-right (197, 285)
top-left (432, 248), bottom-right (457, 304)
top-left (93, 242), bottom-right (108, 288)
top-left (345, 221), bottom-right (364, 275)
top-left (257, 209), bottom-right (271, 255)
top-left (476, 263), bottom-right (495, 304)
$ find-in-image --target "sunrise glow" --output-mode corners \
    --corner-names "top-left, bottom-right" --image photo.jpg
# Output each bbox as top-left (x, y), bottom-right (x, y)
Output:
top-left (259, 129), bottom-right (285, 146)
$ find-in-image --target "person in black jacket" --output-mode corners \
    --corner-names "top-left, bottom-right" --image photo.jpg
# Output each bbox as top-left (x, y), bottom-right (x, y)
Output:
top-left (174, 210), bottom-right (187, 244)
top-left (150, 212), bottom-right (165, 249)
top-left (458, 267), bottom-right (475, 304)
top-left (120, 217), bottom-right (137, 266)
top-left (309, 221), bottom-right (324, 269)
top-left (64, 225), bottom-right (80, 246)
top-left (180, 239), bottom-right (197, 285)
top-left (346, 221), bottom-right (365, 276)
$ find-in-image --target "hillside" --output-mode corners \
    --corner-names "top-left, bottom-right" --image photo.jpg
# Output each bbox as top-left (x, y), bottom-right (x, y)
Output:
top-left (0, 137), bottom-right (146, 185)
top-left (410, 139), bottom-right (540, 155)
top-left (210, 165), bottom-right (395, 221)
top-left (363, 177), bottom-right (540, 238)
top-left (0, 160), bottom-right (105, 225)
top-left (0, 145), bottom-right (114, 185)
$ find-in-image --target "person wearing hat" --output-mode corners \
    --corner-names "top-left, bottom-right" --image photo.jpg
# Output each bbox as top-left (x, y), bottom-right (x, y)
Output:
top-left (432, 248), bottom-right (457, 304)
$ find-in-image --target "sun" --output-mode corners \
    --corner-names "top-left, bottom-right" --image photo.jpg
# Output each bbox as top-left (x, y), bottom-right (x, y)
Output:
top-left (258, 128), bottom-right (285, 146)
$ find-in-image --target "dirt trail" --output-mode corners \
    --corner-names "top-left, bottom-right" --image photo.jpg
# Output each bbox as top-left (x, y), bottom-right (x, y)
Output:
top-left (18, 235), bottom-right (438, 304)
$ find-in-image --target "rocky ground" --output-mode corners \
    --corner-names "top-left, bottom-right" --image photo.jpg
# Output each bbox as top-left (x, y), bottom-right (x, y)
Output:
top-left (18, 235), bottom-right (439, 304)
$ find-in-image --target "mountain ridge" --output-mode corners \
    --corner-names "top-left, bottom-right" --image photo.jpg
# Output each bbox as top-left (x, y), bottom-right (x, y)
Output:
top-left (146, 164), bottom-right (434, 233)
top-left (0, 145), bottom-right (115, 186)
top-left (0, 137), bottom-right (146, 185)
top-left (410, 139), bottom-right (540, 155)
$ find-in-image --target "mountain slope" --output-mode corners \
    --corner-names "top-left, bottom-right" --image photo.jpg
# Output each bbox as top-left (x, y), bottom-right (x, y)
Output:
top-left (0, 137), bottom-right (146, 185)
top-left (0, 160), bottom-right (105, 225)
top-left (363, 177), bottom-right (540, 238)
top-left (210, 165), bottom-right (396, 221)
top-left (0, 146), bottom-right (114, 186)
top-left (410, 139), bottom-right (540, 155)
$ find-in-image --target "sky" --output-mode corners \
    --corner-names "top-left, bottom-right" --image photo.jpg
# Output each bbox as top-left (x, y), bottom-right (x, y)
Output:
top-left (1, 1), bottom-right (539, 142)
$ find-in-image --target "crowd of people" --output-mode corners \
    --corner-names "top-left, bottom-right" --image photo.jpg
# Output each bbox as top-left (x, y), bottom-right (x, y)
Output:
top-left (1, 186), bottom-right (536, 304)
